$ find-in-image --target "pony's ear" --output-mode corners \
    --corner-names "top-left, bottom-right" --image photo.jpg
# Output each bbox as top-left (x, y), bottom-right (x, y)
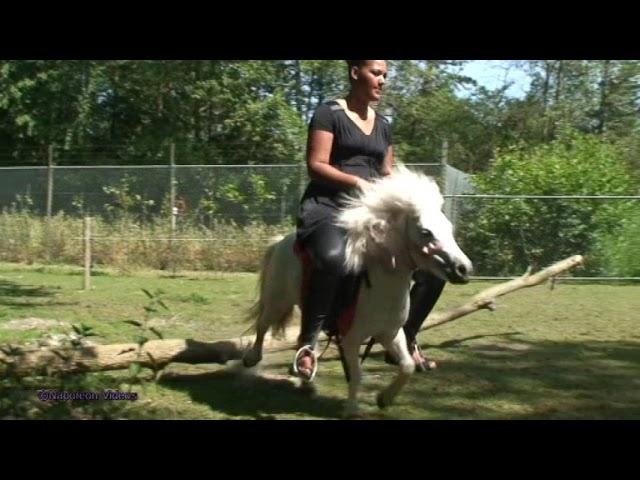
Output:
top-left (369, 218), bottom-right (388, 244)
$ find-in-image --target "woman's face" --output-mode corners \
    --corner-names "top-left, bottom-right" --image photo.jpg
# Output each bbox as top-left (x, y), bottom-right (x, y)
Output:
top-left (351, 60), bottom-right (388, 102)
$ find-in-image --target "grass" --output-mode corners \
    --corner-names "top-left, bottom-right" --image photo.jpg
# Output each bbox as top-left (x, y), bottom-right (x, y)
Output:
top-left (1, 261), bottom-right (639, 420)
top-left (0, 211), bottom-right (291, 272)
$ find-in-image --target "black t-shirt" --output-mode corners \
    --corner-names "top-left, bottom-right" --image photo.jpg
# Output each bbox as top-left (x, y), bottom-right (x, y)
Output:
top-left (296, 100), bottom-right (393, 239)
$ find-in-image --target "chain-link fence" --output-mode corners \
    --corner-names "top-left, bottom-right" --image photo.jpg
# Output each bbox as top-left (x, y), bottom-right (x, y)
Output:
top-left (0, 163), bottom-right (446, 223)
top-left (1, 163), bottom-right (638, 280)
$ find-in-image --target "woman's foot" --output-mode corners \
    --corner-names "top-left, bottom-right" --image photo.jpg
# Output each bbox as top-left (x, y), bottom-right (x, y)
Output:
top-left (411, 343), bottom-right (437, 371)
top-left (292, 345), bottom-right (318, 381)
top-left (384, 342), bottom-right (437, 372)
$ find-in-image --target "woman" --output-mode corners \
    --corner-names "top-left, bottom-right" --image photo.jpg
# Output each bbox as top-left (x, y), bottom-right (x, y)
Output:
top-left (294, 60), bottom-right (445, 380)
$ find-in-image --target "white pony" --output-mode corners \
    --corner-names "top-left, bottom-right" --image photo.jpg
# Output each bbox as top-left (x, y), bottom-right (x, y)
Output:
top-left (243, 166), bottom-right (473, 417)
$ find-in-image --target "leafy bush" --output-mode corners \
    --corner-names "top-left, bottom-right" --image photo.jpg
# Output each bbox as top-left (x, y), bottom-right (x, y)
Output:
top-left (459, 131), bottom-right (637, 275)
top-left (594, 208), bottom-right (640, 277)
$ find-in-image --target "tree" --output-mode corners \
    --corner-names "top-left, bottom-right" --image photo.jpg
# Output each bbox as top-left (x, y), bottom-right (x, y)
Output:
top-left (459, 131), bottom-right (637, 276)
top-left (383, 60), bottom-right (481, 169)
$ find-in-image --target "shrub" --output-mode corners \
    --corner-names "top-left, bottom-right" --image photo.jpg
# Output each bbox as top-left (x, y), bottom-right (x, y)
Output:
top-left (459, 131), bottom-right (637, 275)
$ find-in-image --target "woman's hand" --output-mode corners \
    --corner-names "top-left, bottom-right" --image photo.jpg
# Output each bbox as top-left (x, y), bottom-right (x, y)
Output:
top-left (354, 178), bottom-right (372, 191)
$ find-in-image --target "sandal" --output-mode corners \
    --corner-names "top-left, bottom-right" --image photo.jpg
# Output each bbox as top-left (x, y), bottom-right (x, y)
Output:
top-left (292, 345), bottom-right (318, 381)
top-left (384, 343), bottom-right (437, 372)
top-left (411, 343), bottom-right (438, 372)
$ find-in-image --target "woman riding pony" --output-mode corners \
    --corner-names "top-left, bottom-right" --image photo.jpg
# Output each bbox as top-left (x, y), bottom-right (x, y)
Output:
top-left (294, 60), bottom-right (446, 380)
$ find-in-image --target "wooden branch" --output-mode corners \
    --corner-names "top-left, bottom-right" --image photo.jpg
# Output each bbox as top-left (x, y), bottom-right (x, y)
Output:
top-left (0, 255), bottom-right (584, 378)
top-left (418, 255), bottom-right (585, 332)
top-left (0, 339), bottom-right (247, 378)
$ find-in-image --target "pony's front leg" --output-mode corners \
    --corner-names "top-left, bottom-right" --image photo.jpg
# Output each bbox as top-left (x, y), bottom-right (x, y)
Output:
top-left (377, 328), bottom-right (415, 409)
top-left (340, 335), bottom-right (364, 418)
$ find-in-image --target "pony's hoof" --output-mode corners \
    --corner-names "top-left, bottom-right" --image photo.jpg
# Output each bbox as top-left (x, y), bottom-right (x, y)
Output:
top-left (242, 350), bottom-right (262, 368)
top-left (376, 392), bottom-right (389, 410)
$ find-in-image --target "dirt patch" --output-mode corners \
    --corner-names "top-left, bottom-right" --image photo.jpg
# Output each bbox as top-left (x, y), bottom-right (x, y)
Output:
top-left (0, 317), bottom-right (69, 331)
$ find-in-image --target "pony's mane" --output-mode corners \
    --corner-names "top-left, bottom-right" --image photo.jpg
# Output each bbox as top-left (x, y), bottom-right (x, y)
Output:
top-left (336, 166), bottom-right (444, 272)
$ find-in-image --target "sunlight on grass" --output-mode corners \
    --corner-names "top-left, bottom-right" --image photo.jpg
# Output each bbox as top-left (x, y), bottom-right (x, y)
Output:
top-left (1, 262), bottom-right (638, 419)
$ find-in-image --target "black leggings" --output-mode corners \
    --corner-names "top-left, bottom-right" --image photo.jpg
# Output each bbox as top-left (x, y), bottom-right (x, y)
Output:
top-left (297, 222), bottom-right (447, 348)
top-left (298, 222), bottom-right (351, 347)
top-left (404, 270), bottom-right (446, 346)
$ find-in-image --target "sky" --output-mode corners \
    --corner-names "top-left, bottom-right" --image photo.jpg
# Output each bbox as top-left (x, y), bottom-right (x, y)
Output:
top-left (457, 60), bottom-right (532, 98)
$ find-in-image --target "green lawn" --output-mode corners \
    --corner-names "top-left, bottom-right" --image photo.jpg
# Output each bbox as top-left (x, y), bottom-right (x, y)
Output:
top-left (1, 262), bottom-right (639, 420)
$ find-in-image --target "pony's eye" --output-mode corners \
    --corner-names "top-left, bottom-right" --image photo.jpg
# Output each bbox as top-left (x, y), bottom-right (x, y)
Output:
top-left (420, 228), bottom-right (434, 240)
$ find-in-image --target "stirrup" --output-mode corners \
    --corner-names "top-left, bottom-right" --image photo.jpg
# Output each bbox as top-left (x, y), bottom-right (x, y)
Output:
top-left (292, 345), bottom-right (318, 382)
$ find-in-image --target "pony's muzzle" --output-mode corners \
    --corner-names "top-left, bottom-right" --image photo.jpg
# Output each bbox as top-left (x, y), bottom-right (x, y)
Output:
top-left (431, 251), bottom-right (472, 284)
top-left (450, 261), bottom-right (472, 284)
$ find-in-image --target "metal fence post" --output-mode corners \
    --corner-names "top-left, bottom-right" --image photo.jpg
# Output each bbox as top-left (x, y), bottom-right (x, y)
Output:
top-left (170, 143), bottom-right (177, 233)
top-left (169, 143), bottom-right (177, 275)
top-left (83, 216), bottom-right (92, 290)
top-left (46, 145), bottom-right (54, 218)
top-left (280, 179), bottom-right (288, 224)
top-left (441, 138), bottom-right (453, 221)
top-left (298, 162), bottom-right (306, 204)
top-left (441, 138), bottom-right (449, 193)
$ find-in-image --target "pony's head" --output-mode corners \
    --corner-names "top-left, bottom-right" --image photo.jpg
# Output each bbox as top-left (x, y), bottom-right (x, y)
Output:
top-left (337, 166), bottom-right (473, 284)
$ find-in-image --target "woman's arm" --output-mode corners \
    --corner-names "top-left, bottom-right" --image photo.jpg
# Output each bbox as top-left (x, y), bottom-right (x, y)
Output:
top-left (307, 129), bottom-right (366, 189)
top-left (381, 145), bottom-right (394, 176)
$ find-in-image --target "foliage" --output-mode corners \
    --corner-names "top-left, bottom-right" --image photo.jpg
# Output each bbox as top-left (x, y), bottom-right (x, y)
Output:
top-left (1, 60), bottom-right (638, 176)
top-left (595, 208), bottom-right (640, 277)
top-left (459, 131), bottom-right (637, 275)
top-left (102, 174), bottom-right (156, 220)
top-left (1, 60), bottom-right (638, 277)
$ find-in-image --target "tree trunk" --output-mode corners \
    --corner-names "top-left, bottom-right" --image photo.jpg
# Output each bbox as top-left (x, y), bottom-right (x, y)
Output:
top-left (595, 60), bottom-right (611, 134)
top-left (193, 61), bottom-right (202, 142)
top-left (418, 255), bottom-right (584, 332)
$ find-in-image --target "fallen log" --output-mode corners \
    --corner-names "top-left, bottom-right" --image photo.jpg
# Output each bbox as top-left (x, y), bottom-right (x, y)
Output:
top-left (0, 339), bottom-right (246, 378)
top-left (0, 255), bottom-right (584, 378)
top-left (419, 254), bottom-right (585, 332)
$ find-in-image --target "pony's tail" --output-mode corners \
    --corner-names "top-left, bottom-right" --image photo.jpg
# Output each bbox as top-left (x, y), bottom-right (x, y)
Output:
top-left (242, 240), bottom-right (280, 335)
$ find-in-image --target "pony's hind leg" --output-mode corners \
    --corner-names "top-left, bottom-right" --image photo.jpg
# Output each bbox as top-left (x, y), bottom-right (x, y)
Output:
top-left (242, 234), bottom-right (299, 370)
top-left (242, 317), bottom-right (269, 368)
top-left (243, 302), bottom-right (294, 368)
top-left (377, 329), bottom-right (415, 409)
